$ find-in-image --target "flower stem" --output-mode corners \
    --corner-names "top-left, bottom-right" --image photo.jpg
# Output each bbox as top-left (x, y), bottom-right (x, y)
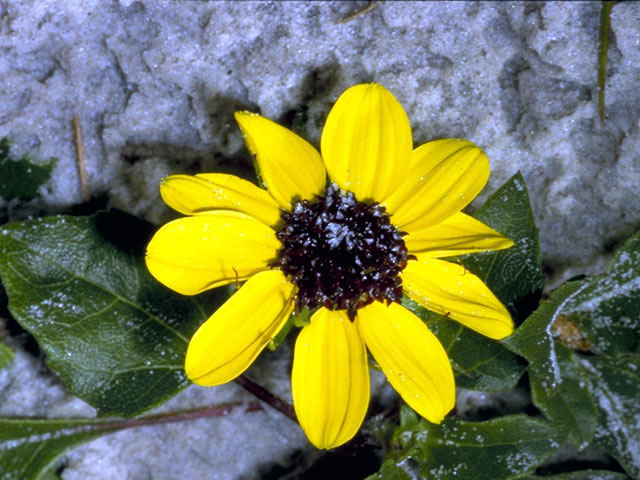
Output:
top-left (235, 375), bottom-right (297, 421)
top-left (54, 378), bottom-right (295, 438)
top-left (87, 402), bottom-right (248, 434)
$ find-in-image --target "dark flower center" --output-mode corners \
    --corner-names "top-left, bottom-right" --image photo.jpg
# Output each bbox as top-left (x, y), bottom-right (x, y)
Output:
top-left (275, 184), bottom-right (411, 319)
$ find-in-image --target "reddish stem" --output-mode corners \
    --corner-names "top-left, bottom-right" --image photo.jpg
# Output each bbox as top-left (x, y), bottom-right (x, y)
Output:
top-left (235, 375), bottom-right (297, 421)
top-left (88, 402), bottom-right (241, 434)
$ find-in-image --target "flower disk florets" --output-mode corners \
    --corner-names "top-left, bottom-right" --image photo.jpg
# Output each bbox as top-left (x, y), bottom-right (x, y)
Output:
top-left (275, 184), bottom-right (410, 318)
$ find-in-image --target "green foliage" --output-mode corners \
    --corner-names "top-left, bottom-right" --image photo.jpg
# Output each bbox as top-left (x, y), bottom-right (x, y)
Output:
top-left (373, 175), bottom-right (640, 479)
top-left (0, 137), bottom-right (56, 201)
top-left (528, 347), bottom-right (640, 477)
top-left (406, 173), bottom-right (538, 392)
top-left (0, 403), bottom-right (238, 480)
top-left (0, 417), bottom-right (121, 480)
top-left (528, 343), bottom-right (597, 450)
top-left (1, 169), bottom-right (639, 479)
top-left (369, 461), bottom-right (412, 480)
top-left (586, 355), bottom-right (640, 478)
top-left (501, 232), bottom-right (640, 477)
top-left (405, 298), bottom-right (525, 392)
top-left (0, 342), bottom-right (14, 369)
top-left (502, 280), bottom-right (593, 449)
top-left (0, 211), bottom-right (228, 417)
top-left (0, 273), bottom-right (14, 370)
top-left (564, 232), bottom-right (640, 355)
top-left (502, 281), bottom-right (585, 391)
top-left (562, 233), bottom-right (640, 475)
top-left (461, 172), bottom-right (544, 323)
top-left (369, 408), bottom-right (561, 480)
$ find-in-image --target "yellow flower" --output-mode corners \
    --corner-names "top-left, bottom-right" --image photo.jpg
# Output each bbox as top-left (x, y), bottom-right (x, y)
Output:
top-left (145, 84), bottom-right (514, 449)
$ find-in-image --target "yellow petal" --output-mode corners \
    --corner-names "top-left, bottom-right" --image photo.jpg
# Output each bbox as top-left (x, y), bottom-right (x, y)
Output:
top-left (159, 174), bottom-right (282, 228)
top-left (385, 141), bottom-right (489, 232)
top-left (146, 211), bottom-right (280, 295)
top-left (321, 84), bottom-right (412, 203)
top-left (356, 301), bottom-right (455, 424)
top-left (402, 256), bottom-right (513, 339)
top-left (292, 308), bottom-right (370, 449)
top-left (185, 270), bottom-right (295, 385)
top-left (235, 112), bottom-right (326, 210)
top-left (408, 138), bottom-right (476, 171)
top-left (405, 212), bottom-right (514, 258)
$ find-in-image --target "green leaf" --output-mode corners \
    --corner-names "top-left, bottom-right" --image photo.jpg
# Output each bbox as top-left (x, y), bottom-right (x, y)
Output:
top-left (382, 411), bottom-right (561, 480)
top-left (530, 352), bottom-right (640, 478)
top-left (432, 320), bottom-right (525, 392)
top-left (529, 343), bottom-right (597, 450)
top-left (504, 252), bottom-right (640, 463)
top-left (38, 470), bottom-right (63, 480)
top-left (503, 282), bottom-right (597, 448)
top-left (564, 231), bottom-right (640, 355)
top-left (0, 402), bottom-right (238, 480)
top-left (397, 174), bottom-right (540, 393)
top-left (0, 212), bottom-right (227, 417)
top-left (404, 298), bottom-right (525, 392)
top-left (366, 460), bottom-right (412, 480)
top-left (0, 417), bottom-right (121, 480)
top-left (583, 355), bottom-right (640, 478)
top-left (0, 341), bottom-right (14, 369)
top-left (462, 172), bottom-right (544, 322)
top-left (0, 137), bottom-right (56, 201)
top-left (503, 281), bottom-right (585, 387)
top-left (0, 278), bottom-right (14, 370)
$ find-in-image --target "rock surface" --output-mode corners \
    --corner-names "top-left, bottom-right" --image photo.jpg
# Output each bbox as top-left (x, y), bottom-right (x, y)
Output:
top-left (1, 1), bottom-right (639, 478)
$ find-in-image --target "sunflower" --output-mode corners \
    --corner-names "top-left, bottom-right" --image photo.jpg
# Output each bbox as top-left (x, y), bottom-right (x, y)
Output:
top-left (145, 83), bottom-right (514, 449)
